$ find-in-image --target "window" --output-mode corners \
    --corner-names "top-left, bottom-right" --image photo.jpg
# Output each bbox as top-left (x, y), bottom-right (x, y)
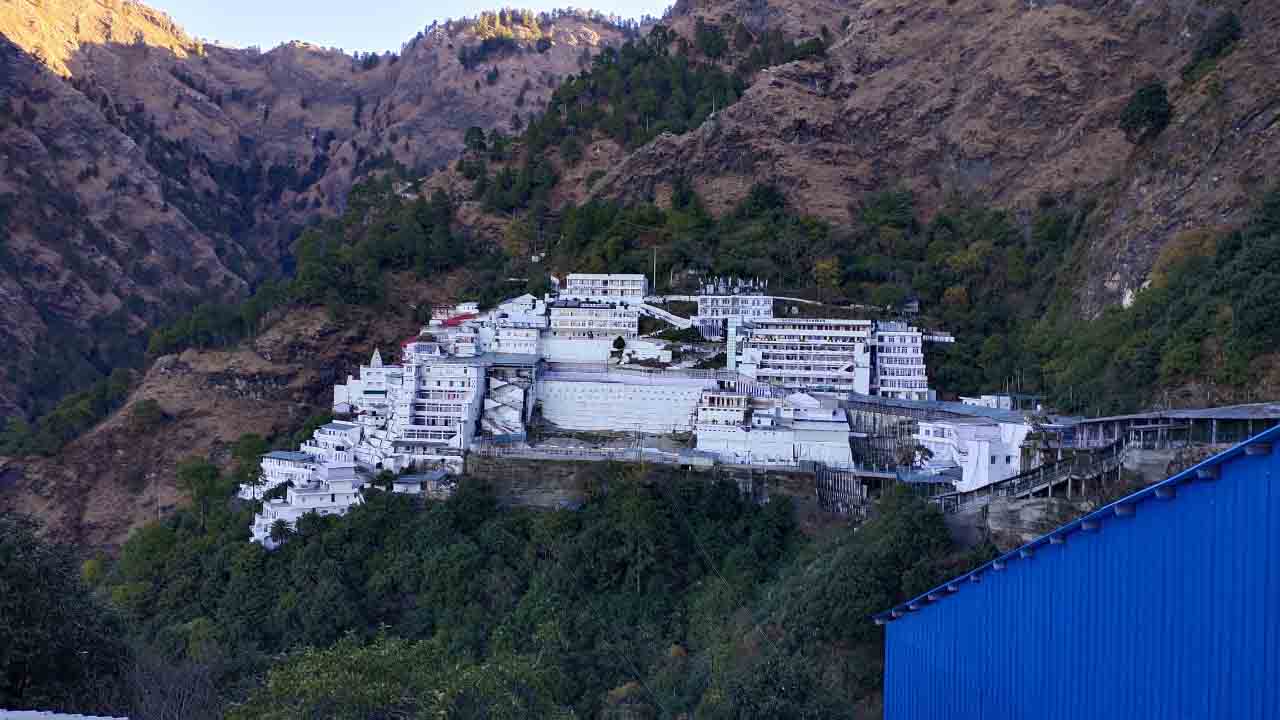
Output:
top-left (990, 456), bottom-right (997, 465)
top-left (1006, 456), bottom-right (1012, 464)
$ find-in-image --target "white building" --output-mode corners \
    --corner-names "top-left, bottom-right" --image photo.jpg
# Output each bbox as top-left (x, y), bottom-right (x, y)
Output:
top-left (694, 387), bottom-right (853, 467)
top-left (250, 460), bottom-right (365, 546)
top-left (872, 322), bottom-right (930, 401)
top-left (915, 417), bottom-right (1033, 493)
top-left (960, 394), bottom-right (1042, 412)
top-left (536, 366), bottom-right (717, 434)
top-left (331, 339), bottom-right (487, 471)
top-left (548, 300), bottom-right (639, 339)
top-left (692, 277), bottom-right (773, 340)
top-left (560, 273), bottom-right (648, 303)
top-left (241, 450), bottom-right (315, 500)
top-left (728, 317), bottom-right (952, 400)
top-left (728, 318), bottom-right (875, 394)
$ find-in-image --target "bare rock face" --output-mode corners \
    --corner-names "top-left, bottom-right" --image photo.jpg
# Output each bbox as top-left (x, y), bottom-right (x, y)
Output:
top-left (596, 0), bottom-right (1277, 316)
top-left (0, 0), bottom-right (627, 420)
top-left (0, 306), bottom-right (420, 548)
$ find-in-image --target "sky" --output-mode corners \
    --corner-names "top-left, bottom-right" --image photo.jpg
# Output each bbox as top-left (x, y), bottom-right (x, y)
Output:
top-left (154, 0), bottom-right (672, 54)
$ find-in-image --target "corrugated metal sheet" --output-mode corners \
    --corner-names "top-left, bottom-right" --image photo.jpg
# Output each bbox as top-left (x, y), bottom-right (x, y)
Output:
top-left (879, 426), bottom-right (1279, 720)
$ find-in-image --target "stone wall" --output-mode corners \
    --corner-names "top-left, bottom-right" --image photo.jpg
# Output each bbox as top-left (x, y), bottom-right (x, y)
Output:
top-left (463, 455), bottom-right (827, 523)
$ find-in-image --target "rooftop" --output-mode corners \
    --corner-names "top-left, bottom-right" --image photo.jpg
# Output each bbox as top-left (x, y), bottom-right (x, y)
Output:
top-left (566, 273), bottom-right (646, 280)
top-left (1076, 402), bottom-right (1280, 424)
top-left (844, 393), bottom-right (1081, 426)
top-left (321, 421), bottom-right (359, 432)
top-left (873, 423), bottom-right (1280, 624)
top-left (433, 352), bottom-right (541, 368)
top-left (549, 299), bottom-right (634, 310)
top-left (264, 450), bottom-right (314, 462)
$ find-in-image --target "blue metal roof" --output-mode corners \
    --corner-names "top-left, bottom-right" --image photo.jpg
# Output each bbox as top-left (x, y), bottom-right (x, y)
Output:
top-left (873, 423), bottom-right (1280, 624)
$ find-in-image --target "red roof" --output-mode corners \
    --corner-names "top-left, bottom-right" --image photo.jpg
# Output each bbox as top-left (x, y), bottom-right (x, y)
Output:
top-left (443, 313), bottom-right (478, 327)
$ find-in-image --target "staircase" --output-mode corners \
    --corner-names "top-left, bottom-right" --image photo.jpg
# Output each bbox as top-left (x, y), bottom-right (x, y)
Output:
top-left (933, 441), bottom-right (1126, 514)
top-left (638, 303), bottom-right (694, 330)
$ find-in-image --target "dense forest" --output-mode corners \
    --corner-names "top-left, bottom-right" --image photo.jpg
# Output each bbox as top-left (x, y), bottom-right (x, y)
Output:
top-left (0, 461), bottom-right (991, 718)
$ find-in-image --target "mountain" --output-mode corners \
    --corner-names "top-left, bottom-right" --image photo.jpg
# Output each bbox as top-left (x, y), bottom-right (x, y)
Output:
top-left (587, 0), bottom-right (1280, 316)
top-left (5, 0), bottom-right (1280, 547)
top-left (0, 0), bottom-right (630, 421)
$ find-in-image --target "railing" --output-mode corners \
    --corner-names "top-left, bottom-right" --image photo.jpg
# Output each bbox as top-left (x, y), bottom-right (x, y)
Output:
top-left (933, 441), bottom-right (1126, 514)
top-left (473, 444), bottom-right (682, 465)
top-left (638, 303), bottom-right (694, 329)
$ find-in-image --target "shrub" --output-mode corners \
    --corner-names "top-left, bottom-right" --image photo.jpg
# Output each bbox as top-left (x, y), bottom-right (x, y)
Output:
top-left (695, 19), bottom-right (728, 59)
top-left (1192, 12), bottom-right (1242, 66)
top-left (1182, 12), bottom-right (1242, 82)
top-left (559, 135), bottom-right (584, 165)
top-left (1119, 82), bottom-right (1173, 143)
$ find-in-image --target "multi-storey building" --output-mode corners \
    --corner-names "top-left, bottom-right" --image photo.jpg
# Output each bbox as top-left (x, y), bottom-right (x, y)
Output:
top-left (872, 322), bottom-right (930, 401)
top-left (560, 273), bottom-right (648, 303)
top-left (548, 300), bottom-right (640, 339)
top-left (693, 277), bottom-right (773, 340)
top-left (390, 338), bottom-right (487, 455)
top-left (694, 386), bottom-right (853, 466)
top-left (241, 450), bottom-right (316, 500)
top-left (728, 317), bottom-right (874, 394)
top-left (250, 460), bottom-right (365, 546)
top-left (728, 318), bottom-right (951, 400)
top-left (915, 416), bottom-right (1033, 493)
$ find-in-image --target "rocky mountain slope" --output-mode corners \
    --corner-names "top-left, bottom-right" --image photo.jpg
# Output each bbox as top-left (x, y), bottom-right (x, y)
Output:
top-left (0, 304), bottom-right (420, 548)
top-left (0, 0), bottom-right (628, 420)
top-left (585, 0), bottom-right (1279, 315)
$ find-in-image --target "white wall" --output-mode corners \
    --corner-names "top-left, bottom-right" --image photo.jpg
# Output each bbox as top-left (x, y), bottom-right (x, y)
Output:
top-left (536, 379), bottom-right (709, 433)
top-left (541, 337), bottom-right (613, 363)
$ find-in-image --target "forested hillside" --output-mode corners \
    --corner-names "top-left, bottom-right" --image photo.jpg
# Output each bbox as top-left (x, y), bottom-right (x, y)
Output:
top-left (1, 465), bottom-right (992, 718)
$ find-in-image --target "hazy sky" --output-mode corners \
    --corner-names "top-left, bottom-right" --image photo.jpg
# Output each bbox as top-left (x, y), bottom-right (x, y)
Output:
top-left (154, 1), bottom-right (672, 53)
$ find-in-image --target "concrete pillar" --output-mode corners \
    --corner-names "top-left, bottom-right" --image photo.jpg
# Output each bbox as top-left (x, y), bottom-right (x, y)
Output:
top-left (1212, 419), bottom-right (1218, 445)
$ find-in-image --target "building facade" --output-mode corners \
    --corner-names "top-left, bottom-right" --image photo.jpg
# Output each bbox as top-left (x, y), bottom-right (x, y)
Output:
top-left (876, 428), bottom-right (1280, 720)
top-left (693, 277), bottom-right (773, 340)
top-left (694, 387), bottom-right (854, 467)
top-left (250, 460), bottom-right (365, 546)
top-left (560, 273), bottom-right (648, 303)
top-left (915, 417), bottom-right (1033, 493)
top-left (242, 450), bottom-right (316, 500)
top-left (728, 317), bottom-right (875, 394)
top-left (872, 322), bottom-right (930, 401)
top-left (548, 300), bottom-right (640, 339)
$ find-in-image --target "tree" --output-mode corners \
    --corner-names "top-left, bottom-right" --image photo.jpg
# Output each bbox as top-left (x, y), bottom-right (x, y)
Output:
top-left (268, 519), bottom-right (293, 545)
top-left (1, 514), bottom-right (126, 712)
top-left (464, 126), bottom-right (487, 153)
top-left (176, 457), bottom-right (224, 531)
top-left (812, 257), bottom-right (841, 301)
top-left (558, 135), bottom-right (583, 165)
top-left (695, 19), bottom-right (727, 59)
top-left (1119, 82), bottom-right (1173, 143)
